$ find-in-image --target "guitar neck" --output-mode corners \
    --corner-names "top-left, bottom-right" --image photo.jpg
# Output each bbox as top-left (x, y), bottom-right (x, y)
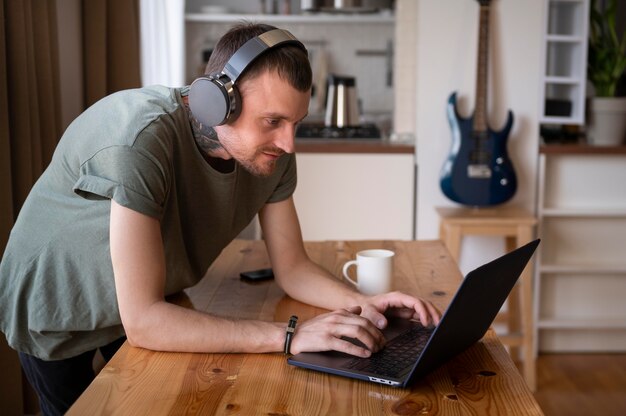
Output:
top-left (474, 2), bottom-right (490, 133)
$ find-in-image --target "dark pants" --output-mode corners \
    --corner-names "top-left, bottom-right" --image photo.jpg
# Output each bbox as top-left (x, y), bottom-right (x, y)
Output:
top-left (19, 336), bottom-right (126, 416)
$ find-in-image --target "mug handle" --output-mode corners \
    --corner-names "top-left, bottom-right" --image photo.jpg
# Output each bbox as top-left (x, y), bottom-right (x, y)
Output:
top-left (342, 260), bottom-right (358, 287)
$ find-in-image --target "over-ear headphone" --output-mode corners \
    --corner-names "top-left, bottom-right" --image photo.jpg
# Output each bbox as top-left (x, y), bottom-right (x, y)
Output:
top-left (189, 29), bottom-right (306, 127)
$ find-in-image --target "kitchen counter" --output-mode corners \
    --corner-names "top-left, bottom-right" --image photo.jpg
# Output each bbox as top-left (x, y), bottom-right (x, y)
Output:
top-left (295, 138), bottom-right (414, 154)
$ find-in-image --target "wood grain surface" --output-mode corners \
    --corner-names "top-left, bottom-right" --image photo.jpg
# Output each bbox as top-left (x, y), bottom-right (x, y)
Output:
top-left (68, 239), bottom-right (543, 415)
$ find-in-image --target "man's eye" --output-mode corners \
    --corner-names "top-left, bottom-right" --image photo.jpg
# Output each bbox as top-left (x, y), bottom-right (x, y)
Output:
top-left (266, 119), bottom-right (279, 126)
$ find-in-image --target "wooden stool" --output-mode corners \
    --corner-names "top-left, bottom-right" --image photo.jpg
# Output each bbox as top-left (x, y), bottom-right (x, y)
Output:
top-left (436, 206), bottom-right (537, 391)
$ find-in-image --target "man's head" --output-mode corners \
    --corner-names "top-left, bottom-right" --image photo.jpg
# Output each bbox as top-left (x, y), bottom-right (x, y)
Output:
top-left (191, 23), bottom-right (312, 177)
top-left (189, 23), bottom-right (312, 127)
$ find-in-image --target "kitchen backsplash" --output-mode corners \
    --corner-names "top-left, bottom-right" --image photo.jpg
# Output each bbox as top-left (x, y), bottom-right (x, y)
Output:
top-left (185, 17), bottom-right (395, 121)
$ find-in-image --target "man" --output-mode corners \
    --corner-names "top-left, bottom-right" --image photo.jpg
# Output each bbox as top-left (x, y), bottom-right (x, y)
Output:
top-left (0, 23), bottom-right (440, 415)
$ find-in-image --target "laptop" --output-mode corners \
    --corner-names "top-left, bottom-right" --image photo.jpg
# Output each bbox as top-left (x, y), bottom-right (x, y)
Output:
top-left (287, 239), bottom-right (540, 387)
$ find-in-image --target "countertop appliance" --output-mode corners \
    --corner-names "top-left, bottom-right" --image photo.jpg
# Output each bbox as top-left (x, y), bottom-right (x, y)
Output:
top-left (324, 74), bottom-right (360, 128)
top-left (297, 73), bottom-right (382, 139)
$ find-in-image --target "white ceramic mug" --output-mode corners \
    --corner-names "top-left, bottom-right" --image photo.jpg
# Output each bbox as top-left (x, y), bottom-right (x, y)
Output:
top-left (342, 249), bottom-right (395, 295)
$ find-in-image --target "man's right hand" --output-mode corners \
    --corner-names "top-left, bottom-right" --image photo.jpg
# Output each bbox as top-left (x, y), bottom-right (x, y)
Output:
top-left (288, 306), bottom-right (386, 357)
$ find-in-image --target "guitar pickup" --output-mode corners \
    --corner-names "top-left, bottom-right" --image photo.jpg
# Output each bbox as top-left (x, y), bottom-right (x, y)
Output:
top-left (467, 164), bottom-right (492, 178)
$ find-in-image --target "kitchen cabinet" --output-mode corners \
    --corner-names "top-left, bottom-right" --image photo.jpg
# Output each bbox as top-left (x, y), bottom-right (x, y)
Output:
top-left (293, 141), bottom-right (415, 241)
top-left (538, 0), bottom-right (590, 125)
top-left (534, 144), bottom-right (626, 352)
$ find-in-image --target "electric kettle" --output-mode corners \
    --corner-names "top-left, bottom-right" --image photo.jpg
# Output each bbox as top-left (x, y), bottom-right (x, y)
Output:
top-left (324, 74), bottom-right (360, 128)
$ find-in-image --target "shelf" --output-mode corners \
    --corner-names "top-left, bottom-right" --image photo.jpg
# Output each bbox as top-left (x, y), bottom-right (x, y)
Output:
top-left (540, 207), bottom-right (626, 217)
top-left (539, 0), bottom-right (589, 125)
top-left (546, 34), bottom-right (584, 42)
top-left (540, 144), bottom-right (626, 154)
top-left (543, 76), bottom-right (581, 84)
top-left (539, 115), bottom-right (582, 124)
top-left (185, 12), bottom-right (395, 24)
top-left (537, 319), bottom-right (626, 330)
top-left (540, 264), bottom-right (626, 274)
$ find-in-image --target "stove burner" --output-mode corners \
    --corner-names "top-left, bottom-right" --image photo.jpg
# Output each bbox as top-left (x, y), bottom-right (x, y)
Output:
top-left (296, 124), bottom-right (381, 139)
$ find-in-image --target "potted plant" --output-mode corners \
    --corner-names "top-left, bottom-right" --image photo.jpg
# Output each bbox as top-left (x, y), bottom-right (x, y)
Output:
top-left (586, 0), bottom-right (626, 146)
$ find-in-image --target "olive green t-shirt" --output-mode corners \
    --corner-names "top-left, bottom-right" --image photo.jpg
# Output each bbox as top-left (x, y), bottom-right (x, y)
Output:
top-left (0, 85), bottom-right (296, 360)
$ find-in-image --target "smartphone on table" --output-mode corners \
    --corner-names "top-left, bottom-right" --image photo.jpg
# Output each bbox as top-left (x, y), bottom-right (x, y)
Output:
top-left (240, 268), bottom-right (274, 282)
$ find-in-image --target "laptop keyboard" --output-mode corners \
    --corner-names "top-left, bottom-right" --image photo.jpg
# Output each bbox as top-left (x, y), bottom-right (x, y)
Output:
top-left (344, 324), bottom-right (434, 378)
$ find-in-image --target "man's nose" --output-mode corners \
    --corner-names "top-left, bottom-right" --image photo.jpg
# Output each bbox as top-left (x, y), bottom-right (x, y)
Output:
top-left (274, 125), bottom-right (297, 154)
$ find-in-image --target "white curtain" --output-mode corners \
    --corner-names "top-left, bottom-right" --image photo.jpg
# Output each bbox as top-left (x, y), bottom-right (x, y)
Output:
top-left (139, 0), bottom-right (185, 87)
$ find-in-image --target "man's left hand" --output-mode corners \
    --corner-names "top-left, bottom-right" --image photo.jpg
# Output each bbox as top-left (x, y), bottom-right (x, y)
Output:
top-left (357, 291), bottom-right (441, 330)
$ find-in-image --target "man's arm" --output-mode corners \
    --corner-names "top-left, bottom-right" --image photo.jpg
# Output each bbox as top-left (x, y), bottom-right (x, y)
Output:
top-left (259, 197), bottom-right (441, 335)
top-left (258, 196), bottom-right (367, 311)
top-left (110, 199), bottom-right (382, 357)
top-left (109, 200), bottom-right (285, 353)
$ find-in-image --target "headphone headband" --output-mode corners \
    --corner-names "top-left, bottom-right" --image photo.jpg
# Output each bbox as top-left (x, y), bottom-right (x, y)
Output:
top-left (223, 29), bottom-right (305, 81)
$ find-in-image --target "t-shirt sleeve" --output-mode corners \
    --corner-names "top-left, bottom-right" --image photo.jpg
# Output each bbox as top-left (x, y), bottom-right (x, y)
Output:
top-left (73, 145), bottom-right (168, 219)
top-left (265, 153), bottom-right (297, 203)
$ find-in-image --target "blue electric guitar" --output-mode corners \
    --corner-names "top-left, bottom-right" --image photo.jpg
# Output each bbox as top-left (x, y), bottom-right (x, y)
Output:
top-left (440, 0), bottom-right (517, 206)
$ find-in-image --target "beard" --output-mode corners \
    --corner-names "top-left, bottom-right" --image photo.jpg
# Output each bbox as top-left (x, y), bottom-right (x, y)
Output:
top-left (214, 125), bottom-right (287, 177)
top-left (236, 145), bottom-right (286, 177)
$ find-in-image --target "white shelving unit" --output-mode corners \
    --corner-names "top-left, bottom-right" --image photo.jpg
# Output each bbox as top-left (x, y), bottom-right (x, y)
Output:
top-left (534, 145), bottom-right (626, 353)
top-left (538, 0), bottom-right (590, 125)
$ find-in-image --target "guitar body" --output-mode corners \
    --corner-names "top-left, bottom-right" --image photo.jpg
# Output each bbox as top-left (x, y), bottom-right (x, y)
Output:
top-left (440, 92), bottom-right (517, 206)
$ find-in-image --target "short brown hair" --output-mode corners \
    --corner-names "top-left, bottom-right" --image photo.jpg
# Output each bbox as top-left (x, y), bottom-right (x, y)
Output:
top-left (205, 22), bottom-right (312, 92)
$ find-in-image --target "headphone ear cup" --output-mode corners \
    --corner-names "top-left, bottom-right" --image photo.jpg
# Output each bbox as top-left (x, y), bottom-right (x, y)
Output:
top-left (189, 76), bottom-right (230, 126)
top-left (228, 86), bottom-right (242, 123)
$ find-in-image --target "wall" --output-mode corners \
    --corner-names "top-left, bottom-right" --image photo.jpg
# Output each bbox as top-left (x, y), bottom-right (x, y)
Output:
top-left (396, 0), bottom-right (543, 275)
top-left (392, 0), bottom-right (417, 136)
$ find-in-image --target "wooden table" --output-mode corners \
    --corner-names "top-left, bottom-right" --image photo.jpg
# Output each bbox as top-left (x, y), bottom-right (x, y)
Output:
top-left (68, 240), bottom-right (543, 415)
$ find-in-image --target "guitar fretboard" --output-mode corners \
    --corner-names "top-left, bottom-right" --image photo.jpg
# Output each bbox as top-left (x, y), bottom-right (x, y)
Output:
top-left (474, 4), bottom-right (490, 134)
